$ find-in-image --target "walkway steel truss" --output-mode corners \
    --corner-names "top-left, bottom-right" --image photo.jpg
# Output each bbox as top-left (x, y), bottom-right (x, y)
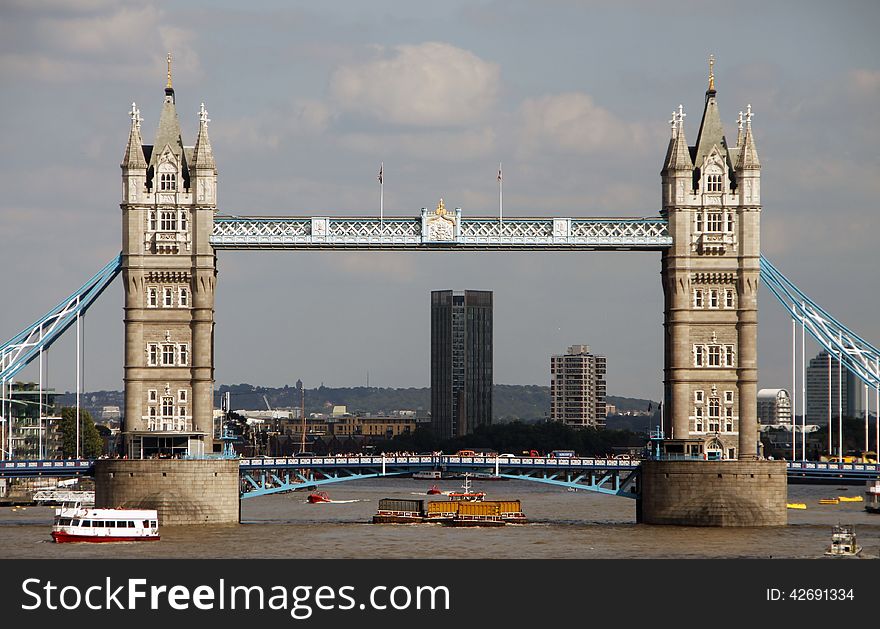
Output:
top-left (210, 216), bottom-right (672, 250)
top-left (761, 255), bottom-right (880, 389)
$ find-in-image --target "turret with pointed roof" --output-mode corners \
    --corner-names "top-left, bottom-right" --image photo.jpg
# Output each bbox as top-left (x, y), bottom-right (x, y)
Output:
top-left (662, 105), bottom-right (694, 174)
top-left (147, 53), bottom-right (189, 191)
top-left (735, 105), bottom-right (760, 171)
top-left (121, 102), bottom-right (147, 170)
top-left (692, 54), bottom-right (731, 173)
top-left (190, 102), bottom-right (217, 205)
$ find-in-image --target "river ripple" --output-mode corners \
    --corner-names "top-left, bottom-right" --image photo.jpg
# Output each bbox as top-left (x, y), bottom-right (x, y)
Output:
top-left (1, 479), bottom-right (878, 559)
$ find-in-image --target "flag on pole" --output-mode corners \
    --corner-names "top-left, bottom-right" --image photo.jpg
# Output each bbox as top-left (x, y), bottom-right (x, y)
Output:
top-left (378, 162), bottom-right (384, 224)
top-left (497, 162), bottom-right (503, 224)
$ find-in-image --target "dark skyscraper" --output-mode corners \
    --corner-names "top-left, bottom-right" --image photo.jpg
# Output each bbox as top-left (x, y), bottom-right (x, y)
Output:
top-left (431, 290), bottom-right (493, 440)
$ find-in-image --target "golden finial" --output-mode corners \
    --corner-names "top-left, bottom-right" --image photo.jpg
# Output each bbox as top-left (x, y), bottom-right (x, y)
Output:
top-left (708, 53), bottom-right (715, 91)
top-left (166, 51), bottom-right (173, 88)
top-left (436, 198), bottom-right (446, 215)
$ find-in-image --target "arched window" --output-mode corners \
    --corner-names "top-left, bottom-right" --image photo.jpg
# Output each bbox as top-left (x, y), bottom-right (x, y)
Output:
top-left (708, 399), bottom-right (721, 432)
top-left (159, 172), bottom-right (177, 191)
top-left (179, 287), bottom-right (189, 307)
top-left (725, 290), bottom-right (735, 309)
top-left (160, 211), bottom-right (177, 231)
top-left (707, 173), bottom-right (723, 192)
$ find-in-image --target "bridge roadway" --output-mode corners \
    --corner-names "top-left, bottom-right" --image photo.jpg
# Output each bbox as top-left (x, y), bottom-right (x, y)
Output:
top-left (2, 456), bottom-right (878, 487)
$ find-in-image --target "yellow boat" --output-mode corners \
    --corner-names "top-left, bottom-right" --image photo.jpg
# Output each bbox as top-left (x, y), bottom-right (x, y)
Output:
top-left (786, 503), bottom-right (807, 510)
top-left (818, 498), bottom-right (839, 505)
top-left (838, 495), bottom-right (863, 503)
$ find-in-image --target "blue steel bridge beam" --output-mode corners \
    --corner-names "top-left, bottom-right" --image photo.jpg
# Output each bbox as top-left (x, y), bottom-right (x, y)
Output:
top-left (0, 255), bottom-right (122, 382)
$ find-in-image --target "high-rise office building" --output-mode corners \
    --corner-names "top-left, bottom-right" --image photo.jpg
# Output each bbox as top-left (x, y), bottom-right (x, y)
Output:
top-left (430, 290), bottom-right (493, 439)
top-left (550, 345), bottom-right (607, 428)
top-left (806, 350), bottom-right (864, 425)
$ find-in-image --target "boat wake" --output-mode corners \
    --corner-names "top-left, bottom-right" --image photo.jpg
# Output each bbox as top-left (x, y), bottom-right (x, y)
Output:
top-left (304, 499), bottom-right (370, 504)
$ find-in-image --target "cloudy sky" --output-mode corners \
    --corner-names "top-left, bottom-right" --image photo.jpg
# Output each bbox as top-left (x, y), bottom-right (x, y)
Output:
top-left (1, 0), bottom-right (877, 402)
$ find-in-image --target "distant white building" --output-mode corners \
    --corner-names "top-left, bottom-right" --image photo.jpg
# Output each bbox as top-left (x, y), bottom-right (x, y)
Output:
top-left (757, 389), bottom-right (792, 426)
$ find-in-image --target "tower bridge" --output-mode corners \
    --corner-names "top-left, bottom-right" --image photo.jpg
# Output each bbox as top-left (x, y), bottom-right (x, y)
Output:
top-left (2, 58), bottom-right (879, 526)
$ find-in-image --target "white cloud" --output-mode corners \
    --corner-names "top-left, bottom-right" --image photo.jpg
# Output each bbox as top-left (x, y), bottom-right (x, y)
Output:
top-left (0, 2), bottom-right (199, 83)
top-left (517, 92), bottom-right (649, 155)
top-left (329, 42), bottom-right (500, 127)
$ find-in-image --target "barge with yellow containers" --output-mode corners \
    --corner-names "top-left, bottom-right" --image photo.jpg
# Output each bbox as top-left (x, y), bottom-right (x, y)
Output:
top-left (373, 498), bottom-right (526, 526)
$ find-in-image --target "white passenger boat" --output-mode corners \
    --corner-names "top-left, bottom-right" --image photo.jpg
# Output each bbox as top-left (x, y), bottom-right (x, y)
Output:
top-left (51, 502), bottom-right (160, 543)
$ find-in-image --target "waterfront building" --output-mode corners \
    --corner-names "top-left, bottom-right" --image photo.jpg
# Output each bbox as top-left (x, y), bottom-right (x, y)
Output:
top-left (550, 345), bottom-right (607, 428)
top-left (328, 414), bottom-right (419, 439)
top-left (120, 57), bottom-right (217, 458)
top-left (756, 388), bottom-right (792, 426)
top-left (430, 290), bottom-right (493, 439)
top-left (806, 350), bottom-right (863, 425)
top-left (4, 382), bottom-right (61, 459)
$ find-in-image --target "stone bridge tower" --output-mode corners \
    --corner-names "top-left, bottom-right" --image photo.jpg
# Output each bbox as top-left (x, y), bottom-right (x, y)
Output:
top-left (119, 56), bottom-right (218, 458)
top-left (660, 60), bottom-right (761, 461)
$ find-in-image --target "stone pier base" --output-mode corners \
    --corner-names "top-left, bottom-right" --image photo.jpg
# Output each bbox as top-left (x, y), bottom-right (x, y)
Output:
top-left (95, 459), bottom-right (240, 525)
top-left (637, 460), bottom-right (787, 526)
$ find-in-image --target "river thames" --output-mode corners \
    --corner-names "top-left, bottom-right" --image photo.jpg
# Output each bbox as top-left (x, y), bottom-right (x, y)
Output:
top-left (1, 478), bottom-right (878, 559)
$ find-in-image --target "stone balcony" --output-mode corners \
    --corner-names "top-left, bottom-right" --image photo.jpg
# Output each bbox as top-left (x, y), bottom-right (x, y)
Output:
top-left (147, 230), bottom-right (191, 254)
top-left (694, 232), bottom-right (736, 255)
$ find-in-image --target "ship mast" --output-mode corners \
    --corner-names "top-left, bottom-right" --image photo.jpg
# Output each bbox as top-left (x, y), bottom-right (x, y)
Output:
top-left (299, 385), bottom-right (306, 454)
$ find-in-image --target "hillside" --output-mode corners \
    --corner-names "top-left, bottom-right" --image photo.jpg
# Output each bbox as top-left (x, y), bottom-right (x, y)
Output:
top-left (59, 385), bottom-right (658, 425)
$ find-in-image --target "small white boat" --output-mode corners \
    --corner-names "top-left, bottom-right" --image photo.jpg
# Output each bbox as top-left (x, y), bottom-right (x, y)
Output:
top-left (824, 524), bottom-right (861, 557)
top-left (51, 502), bottom-right (159, 543)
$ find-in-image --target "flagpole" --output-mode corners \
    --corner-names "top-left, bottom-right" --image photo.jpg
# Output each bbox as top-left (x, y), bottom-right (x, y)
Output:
top-left (498, 162), bottom-right (503, 225)
top-left (379, 162), bottom-right (384, 226)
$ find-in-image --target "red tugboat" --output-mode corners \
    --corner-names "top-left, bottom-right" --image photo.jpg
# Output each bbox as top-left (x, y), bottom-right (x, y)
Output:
top-left (427, 485), bottom-right (442, 495)
top-left (307, 491), bottom-right (332, 503)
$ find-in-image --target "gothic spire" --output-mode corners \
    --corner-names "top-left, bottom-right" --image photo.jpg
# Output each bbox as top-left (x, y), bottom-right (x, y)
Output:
top-left (692, 54), bottom-right (730, 169)
top-left (735, 104), bottom-right (760, 170)
top-left (149, 52), bottom-right (188, 183)
top-left (190, 102), bottom-right (216, 171)
top-left (121, 102), bottom-right (147, 169)
top-left (662, 104), bottom-right (693, 173)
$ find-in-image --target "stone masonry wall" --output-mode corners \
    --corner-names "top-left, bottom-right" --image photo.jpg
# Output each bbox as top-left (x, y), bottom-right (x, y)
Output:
top-left (95, 459), bottom-right (239, 525)
top-left (638, 460), bottom-right (787, 526)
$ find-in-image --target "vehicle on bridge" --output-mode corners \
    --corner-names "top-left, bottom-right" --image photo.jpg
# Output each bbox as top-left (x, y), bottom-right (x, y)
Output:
top-left (549, 450), bottom-right (576, 458)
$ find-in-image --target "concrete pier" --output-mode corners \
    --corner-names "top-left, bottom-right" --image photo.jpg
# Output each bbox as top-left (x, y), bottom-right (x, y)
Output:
top-left (94, 459), bottom-right (240, 525)
top-left (637, 460), bottom-right (787, 526)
